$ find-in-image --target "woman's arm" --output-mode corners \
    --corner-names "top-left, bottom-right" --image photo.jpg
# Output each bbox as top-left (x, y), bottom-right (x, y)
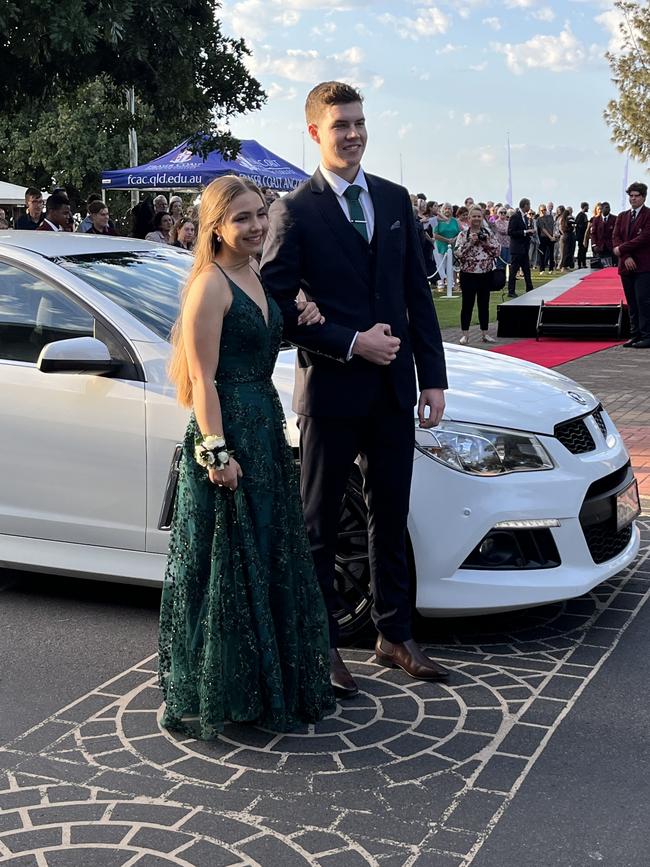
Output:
top-left (182, 269), bottom-right (231, 438)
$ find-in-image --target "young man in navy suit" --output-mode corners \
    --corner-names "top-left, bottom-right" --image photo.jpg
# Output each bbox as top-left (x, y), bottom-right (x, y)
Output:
top-left (261, 81), bottom-right (449, 697)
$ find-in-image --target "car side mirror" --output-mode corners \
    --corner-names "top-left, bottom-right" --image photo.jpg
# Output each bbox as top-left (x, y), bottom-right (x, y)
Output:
top-left (37, 337), bottom-right (119, 375)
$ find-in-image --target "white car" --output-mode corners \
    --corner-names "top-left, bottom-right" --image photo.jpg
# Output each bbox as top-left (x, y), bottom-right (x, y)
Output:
top-left (0, 232), bottom-right (641, 640)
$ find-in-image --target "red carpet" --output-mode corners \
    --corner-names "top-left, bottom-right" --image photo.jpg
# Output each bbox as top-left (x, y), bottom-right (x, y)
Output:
top-left (546, 267), bottom-right (625, 306)
top-left (493, 268), bottom-right (625, 367)
top-left (491, 338), bottom-right (623, 368)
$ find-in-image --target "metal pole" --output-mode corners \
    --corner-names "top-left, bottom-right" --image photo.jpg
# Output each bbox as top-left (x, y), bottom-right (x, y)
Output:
top-left (126, 86), bottom-right (139, 208)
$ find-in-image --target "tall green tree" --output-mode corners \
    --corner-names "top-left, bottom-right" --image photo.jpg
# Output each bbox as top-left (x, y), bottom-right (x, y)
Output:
top-left (0, 1), bottom-right (265, 196)
top-left (604, 0), bottom-right (650, 164)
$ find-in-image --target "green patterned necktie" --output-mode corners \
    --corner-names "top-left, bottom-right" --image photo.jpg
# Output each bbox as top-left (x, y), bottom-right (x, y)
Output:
top-left (343, 184), bottom-right (369, 242)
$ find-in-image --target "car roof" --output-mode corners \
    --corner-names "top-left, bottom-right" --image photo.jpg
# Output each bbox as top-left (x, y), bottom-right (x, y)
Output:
top-left (0, 230), bottom-right (156, 258)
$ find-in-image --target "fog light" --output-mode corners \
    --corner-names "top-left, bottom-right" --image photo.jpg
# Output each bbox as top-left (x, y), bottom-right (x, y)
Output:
top-left (494, 518), bottom-right (560, 529)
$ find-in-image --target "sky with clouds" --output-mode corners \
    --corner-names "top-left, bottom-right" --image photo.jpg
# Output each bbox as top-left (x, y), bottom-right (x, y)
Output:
top-left (218, 0), bottom-right (644, 211)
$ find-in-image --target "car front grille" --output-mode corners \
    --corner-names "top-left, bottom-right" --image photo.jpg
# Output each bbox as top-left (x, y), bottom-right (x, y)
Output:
top-left (554, 416), bottom-right (596, 454)
top-left (593, 405), bottom-right (607, 438)
top-left (583, 523), bottom-right (633, 565)
top-left (579, 462), bottom-right (636, 564)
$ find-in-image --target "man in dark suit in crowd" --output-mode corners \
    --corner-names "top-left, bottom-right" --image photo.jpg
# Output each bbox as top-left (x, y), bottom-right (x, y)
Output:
top-left (507, 197), bottom-right (535, 296)
top-left (261, 81), bottom-right (449, 697)
top-left (614, 182), bottom-right (650, 348)
top-left (591, 202), bottom-right (617, 266)
top-left (575, 202), bottom-right (589, 269)
top-left (15, 187), bottom-right (45, 230)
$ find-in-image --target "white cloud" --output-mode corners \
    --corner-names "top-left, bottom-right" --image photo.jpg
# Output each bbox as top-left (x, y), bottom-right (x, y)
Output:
top-left (266, 82), bottom-right (298, 101)
top-left (371, 74), bottom-right (385, 89)
top-left (274, 9), bottom-right (301, 26)
top-left (531, 6), bottom-right (555, 21)
top-left (463, 112), bottom-right (489, 126)
top-left (482, 16), bottom-right (501, 30)
top-left (436, 42), bottom-right (463, 54)
top-left (332, 45), bottom-right (364, 64)
top-left (379, 109), bottom-right (399, 120)
top-left (504, 0), bottom-right (535, 7)
top-left (219, 0), bottom-right (364, 43)
top-left (398, 123), bottom-right (414, 139)
top-left (595, 8), bottom-right (629, 53)
top-left (378, 7), bottom-right (451, 40)
top-left (311, 20), bottom-right (337, 37)
top-left (549, 113), bottom-right (558, 125)
top-left (354, 21), bottom-right (373, 37)
top-left (494, 24), bottom-right (589, 74)
top-left (469, 61), bottom-right (488, 71)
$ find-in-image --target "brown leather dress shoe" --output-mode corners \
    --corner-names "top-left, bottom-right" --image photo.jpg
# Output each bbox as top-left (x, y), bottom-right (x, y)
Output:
top-left (374, 636), bottom-right (450, 681)
top-left (329, 648), bottom-right (359, 698)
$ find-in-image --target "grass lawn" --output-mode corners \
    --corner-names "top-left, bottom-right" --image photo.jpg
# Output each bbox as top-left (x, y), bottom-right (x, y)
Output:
top-left (432, 271), bottom-right (556, 330)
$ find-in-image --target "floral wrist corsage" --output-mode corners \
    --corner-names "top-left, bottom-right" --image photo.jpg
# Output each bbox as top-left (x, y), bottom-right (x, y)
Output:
top-left (194, 434), bottom-right (233, 471)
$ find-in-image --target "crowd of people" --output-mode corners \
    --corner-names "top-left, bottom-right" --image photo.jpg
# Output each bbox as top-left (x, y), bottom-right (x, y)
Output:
top-left (410, 194), bottom-right (621, 342)
top-left (0, 180), bottom-right (638, 348)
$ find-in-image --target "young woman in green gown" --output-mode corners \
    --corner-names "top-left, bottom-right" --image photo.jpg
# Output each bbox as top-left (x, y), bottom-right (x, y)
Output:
top-left (160, 176), bottom-right (335, 739)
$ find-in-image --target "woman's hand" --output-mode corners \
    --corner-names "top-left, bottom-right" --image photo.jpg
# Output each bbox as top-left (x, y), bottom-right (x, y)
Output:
top-left (208, 457), bottom-right (243, 491)
top-left (296, 298), bottom-right (325, 326)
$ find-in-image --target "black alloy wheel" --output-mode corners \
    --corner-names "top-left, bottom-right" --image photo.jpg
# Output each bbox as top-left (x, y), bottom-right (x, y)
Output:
top-left (334, 471), bottom-right (374, 642)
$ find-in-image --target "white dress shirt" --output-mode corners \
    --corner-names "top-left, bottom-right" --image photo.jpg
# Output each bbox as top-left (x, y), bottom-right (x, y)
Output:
top-left (318, 164), bottom-right (375, 360)
top-left (319, 164), bottom-right (375, 241)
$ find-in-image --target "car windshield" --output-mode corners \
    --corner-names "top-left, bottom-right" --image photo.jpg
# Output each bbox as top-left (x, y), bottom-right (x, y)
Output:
top-left (57, 249), bottom-right (193, 340)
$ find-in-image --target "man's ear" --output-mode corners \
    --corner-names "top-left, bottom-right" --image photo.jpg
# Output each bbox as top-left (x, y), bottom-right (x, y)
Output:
top-left (307, 122), bottom-right (320, 145)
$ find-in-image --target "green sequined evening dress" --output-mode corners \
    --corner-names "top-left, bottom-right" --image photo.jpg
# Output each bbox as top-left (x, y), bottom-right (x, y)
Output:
top-left (158, 271), bottom-right (335, 739)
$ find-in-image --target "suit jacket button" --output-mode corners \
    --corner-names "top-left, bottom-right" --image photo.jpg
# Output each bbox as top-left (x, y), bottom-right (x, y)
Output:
top-left (375, 292), bottom-right (380, 299)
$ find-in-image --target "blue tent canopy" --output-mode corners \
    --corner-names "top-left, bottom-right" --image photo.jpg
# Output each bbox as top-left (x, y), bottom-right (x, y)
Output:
top-left (101, 138), bottom-right (308, 192)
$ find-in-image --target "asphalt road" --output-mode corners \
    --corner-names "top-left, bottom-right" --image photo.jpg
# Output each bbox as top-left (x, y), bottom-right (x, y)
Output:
top-left (1, 522), bottom-right (649, 867)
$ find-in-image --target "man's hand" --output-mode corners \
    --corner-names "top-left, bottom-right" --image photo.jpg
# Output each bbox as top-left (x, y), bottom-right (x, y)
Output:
top-left (614, 246), bottom-right (621, 257)
top-left (624, 256), bottom-right (637, 272)
top-left (353, 323), bottom-right (401, 365)
top-left (418, 388), bottom-right (445, 428)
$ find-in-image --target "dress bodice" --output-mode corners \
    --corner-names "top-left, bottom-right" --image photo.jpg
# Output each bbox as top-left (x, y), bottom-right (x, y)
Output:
top-left (215, 268), bottom-right (283, 388)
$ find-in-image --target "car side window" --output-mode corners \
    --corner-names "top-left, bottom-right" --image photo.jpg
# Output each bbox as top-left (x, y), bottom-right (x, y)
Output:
top-left (0, 262), bottom-right (95, 363)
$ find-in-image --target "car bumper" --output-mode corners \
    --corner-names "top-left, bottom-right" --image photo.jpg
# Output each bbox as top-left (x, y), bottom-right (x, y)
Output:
top-left (409, 412), bottom-right (641, 616)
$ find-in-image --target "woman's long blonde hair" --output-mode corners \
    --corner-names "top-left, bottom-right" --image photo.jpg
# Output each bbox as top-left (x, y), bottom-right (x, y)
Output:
top-left (168, 175), bottom-right (265, 407)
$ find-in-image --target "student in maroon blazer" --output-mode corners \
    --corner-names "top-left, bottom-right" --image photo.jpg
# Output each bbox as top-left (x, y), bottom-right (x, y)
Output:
top-left (614, 182), bottom-right (650, 347)
top-left (591, 202), bottom-right (617, 263)
top-left (35, 193), bottom-right (71, 233)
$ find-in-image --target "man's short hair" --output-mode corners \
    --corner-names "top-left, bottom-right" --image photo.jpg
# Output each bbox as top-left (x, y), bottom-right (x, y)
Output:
top-left (46, 193), bottom-right (69, 213)
top-left (519, 197), bottom-right (530, 210)
top-left (601, 201), bottom-right (610, 208)
top-left (305, 81), bottom-right (363, 124)
top-left (88, 200), bottom-right (107, 215)
top-left (25, 187), bottom-right (41, 201)
top-left (627, 181), bottom-right (648, 197)
top-left (88, 194), bottom-right (103, 204)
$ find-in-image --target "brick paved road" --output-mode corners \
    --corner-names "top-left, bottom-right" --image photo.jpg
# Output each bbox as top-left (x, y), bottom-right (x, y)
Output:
top-left (1, 519), bottom-right (649, 866)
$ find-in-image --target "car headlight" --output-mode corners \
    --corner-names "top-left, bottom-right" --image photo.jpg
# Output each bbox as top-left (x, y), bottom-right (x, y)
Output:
top-left (415, 422), bottom-right (554, 476)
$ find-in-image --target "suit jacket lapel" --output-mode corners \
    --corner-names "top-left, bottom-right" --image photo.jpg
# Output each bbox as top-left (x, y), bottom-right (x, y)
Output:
top-left (310, 168), bottom-right (370, 284)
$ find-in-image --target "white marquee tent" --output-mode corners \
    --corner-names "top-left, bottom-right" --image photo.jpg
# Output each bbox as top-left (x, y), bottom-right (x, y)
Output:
top-left (0, 180), bottom-right (46, 206)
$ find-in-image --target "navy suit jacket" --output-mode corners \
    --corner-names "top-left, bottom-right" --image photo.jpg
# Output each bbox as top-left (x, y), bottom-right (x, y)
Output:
top-left (260, 168), bottom-right (447, 417)
top-left (507, 210), bottom-right (530, 257)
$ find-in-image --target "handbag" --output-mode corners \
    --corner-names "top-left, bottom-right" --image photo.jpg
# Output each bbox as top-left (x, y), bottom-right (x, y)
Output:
top-left (491, 256), bottom-right (507, 291)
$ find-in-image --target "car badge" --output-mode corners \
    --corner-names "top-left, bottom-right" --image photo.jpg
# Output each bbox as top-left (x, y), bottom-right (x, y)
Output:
top-left (567, 391), bottom-right (588, 405)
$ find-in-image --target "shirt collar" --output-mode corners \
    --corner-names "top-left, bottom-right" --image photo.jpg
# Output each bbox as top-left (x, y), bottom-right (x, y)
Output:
top-left (44, 218), bottom-right (61, 232)
top-left (319, 164), bottom-right (367, 198)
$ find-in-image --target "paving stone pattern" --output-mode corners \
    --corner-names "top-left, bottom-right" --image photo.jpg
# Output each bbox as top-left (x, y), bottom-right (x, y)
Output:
top-left (1, 521), bottom-right (648, 866)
